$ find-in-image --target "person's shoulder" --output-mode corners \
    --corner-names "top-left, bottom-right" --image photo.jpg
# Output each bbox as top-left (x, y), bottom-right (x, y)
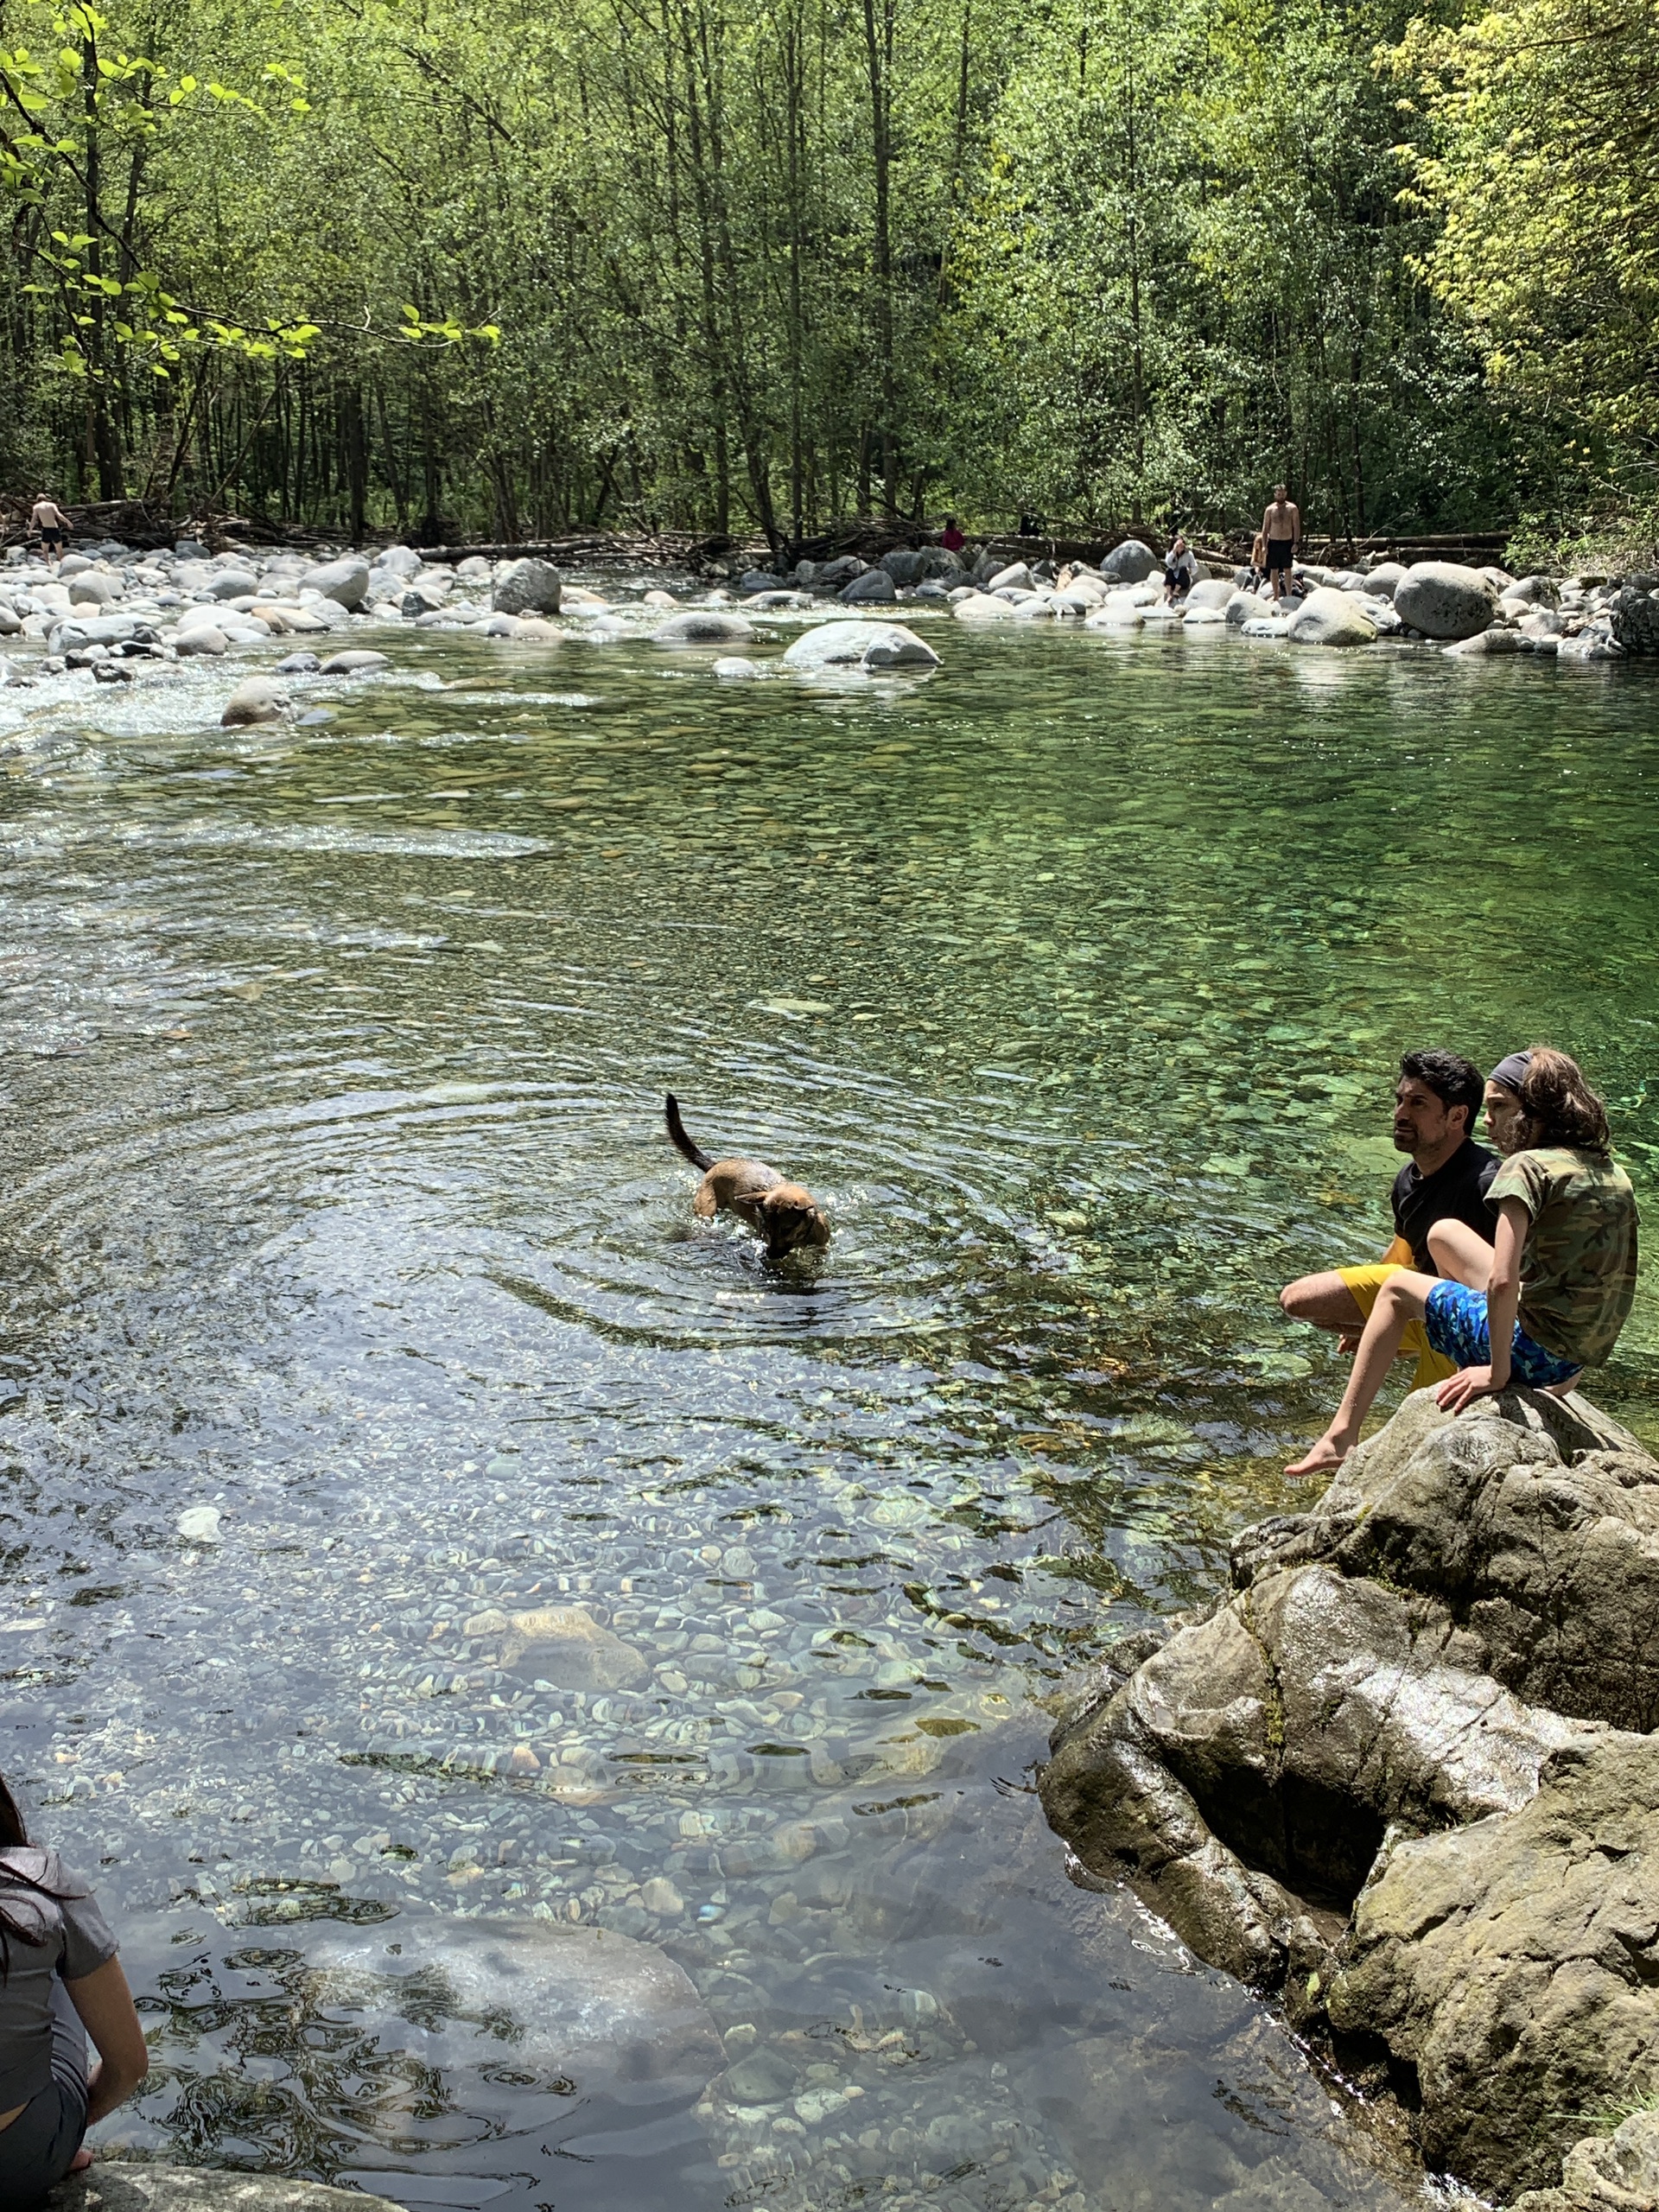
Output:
top-left (1389, 1158), bottom-right (1417, 1202)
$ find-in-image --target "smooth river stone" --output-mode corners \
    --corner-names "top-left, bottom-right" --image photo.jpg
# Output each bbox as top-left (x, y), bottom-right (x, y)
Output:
top-left (782, 620), bottom-right (939, 671)
top-left (462, 1603), bottom-right (648, 1688)
top-left (308, 1918), bottom-right (722, 2091)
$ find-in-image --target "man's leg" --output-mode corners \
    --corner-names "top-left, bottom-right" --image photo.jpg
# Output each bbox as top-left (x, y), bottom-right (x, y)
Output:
top-left (1426, 1220), bottom-right (1492, 1291)
top-left (1286, 1269), bottom-right (1438, 1478)
top-left (1280, 1271), bottom-right (1365, 1333)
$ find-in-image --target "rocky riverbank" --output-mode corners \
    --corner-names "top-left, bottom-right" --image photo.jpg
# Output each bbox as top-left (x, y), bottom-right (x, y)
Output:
top-left (1039, 1387), bottom-right (1659, 2206)
top-left (3, 529), bottom-right (1656, 710)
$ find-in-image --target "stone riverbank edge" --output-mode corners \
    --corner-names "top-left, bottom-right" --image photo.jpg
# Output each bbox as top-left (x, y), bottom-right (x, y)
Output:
top-left (1039, 1385), bottom-right (1659, 2207)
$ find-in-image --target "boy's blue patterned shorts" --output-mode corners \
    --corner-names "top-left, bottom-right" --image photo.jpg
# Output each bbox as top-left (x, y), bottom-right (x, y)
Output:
top-left (1424, 1281), bottom-right (1581, 1389)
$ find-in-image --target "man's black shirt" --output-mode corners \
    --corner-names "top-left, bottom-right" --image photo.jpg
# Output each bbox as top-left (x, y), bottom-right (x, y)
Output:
top-left (1390, 1140), bottom-right (1501, 1273)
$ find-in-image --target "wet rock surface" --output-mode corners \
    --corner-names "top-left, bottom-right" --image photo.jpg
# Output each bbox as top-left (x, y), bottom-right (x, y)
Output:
top-left (1040, 1388), bottom-right (1659, 2202)
top-left (51, 2172), bottom-right (402, 2212)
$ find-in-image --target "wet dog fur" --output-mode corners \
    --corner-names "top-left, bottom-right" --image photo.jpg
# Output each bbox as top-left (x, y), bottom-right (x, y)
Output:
top-left (664, 1094), bottom-right (830, 1256)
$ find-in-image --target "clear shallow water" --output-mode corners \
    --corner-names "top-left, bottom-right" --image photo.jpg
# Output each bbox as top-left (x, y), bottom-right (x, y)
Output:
top-left (0, 601), bottom-right (1655, 2212)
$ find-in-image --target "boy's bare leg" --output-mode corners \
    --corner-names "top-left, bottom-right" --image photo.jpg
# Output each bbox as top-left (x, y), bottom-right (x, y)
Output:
top-left (1425, 1219), bottom-right (1493, 1291)
top-left (1286, 1270), bottom-right (1437, 1478)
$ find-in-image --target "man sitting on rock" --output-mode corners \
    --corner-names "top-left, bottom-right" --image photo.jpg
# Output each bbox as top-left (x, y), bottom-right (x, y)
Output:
top-left (1280, 1048), bottom-right (1497, 1402)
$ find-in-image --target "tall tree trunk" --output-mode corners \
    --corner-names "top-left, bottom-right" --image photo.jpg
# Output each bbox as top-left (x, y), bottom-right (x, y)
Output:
top-left (80, 29), bottom-right (124, 499)
top-left (861, 0), bottom-right (898, 514)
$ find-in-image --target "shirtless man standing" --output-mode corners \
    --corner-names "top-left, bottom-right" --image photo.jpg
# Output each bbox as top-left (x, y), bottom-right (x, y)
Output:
top-left (29, 493), bottom-right (71, 571)
top-left (1259, 482), bottom-right (1300, 603)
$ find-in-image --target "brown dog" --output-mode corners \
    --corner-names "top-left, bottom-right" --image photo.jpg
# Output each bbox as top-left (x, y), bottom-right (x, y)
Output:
top-left (664, 1094), bottom-right (830, 1256)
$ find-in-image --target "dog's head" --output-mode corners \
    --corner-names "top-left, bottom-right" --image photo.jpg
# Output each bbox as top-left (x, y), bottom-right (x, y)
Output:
top-left (759, 1182), bottom-right (831, 1253)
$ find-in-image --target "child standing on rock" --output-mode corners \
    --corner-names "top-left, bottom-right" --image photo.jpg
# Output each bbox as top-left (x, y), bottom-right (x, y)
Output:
top-left (1286, 1047), bottom-right (1638, 1477)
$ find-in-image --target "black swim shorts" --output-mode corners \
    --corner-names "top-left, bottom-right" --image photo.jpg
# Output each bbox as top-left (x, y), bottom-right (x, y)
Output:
top-left (1266, 538), bottom-right (1293, 571)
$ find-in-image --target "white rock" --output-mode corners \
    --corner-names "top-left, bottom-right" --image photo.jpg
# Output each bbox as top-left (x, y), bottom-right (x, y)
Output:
top-left (177, 1505), bottom-right (222, 1544)
top-left (1085, 597), bottom-right (1144, 628)
top-left (951, 592), bottom-right (1020, 621)
top-left (1185, 579), bottom-right (1234, 612)
top-left (782, 619), bottom-right (939, 672)
top-left (206, 569), bottom-right (259, 601)
top-left (299, 557), bottom-right (371, 610)
top-left (840, 568), bottom-right (898, 604)
top-left (319, 649), bottom-right (390, 674)
top-left (988, 562), bottom-right (1034, 592)
top-left (713, 656), bottom-right (762, 679)
top-left (652, 610), bottom-right (754, 645)
top-left (175, 627), bottom-right (227, 657)
top-left (1285, 586), bottom-right (1378, 647)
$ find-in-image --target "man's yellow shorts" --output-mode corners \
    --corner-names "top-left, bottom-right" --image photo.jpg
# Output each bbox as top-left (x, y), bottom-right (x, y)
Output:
top-left (1337, 1263), bottom-right (1457, 1389)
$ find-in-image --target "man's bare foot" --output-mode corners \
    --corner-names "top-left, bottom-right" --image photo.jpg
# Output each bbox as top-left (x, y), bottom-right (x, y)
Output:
top-left (69, 2149), bottom-right (93, 2173)
top-left (1284, 1433), bottom-right (1354, 1479)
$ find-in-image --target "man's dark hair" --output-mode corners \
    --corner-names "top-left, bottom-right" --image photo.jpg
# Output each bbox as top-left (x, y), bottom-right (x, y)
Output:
top-left (1398, 1049), bottom-right (1484, 1135)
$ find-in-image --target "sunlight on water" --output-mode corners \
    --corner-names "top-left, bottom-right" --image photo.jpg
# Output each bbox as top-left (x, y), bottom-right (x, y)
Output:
top-left (0, 598), bottom-right (1653, 2212)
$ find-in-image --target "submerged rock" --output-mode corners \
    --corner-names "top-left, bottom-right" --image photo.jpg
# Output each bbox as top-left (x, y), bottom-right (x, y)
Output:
top-left (48, 2171), bottom-right (402, 2212)
top-left (1040, 1387), bottom-right (1659, 2202)
top-left (308, 1917), bottom-right (722, 2091)
top-left (463, 1602), bottom-right (648, 1688)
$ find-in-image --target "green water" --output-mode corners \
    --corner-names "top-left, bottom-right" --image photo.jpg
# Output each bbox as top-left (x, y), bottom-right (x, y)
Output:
top-left (0, 607), bottom-right (1653, 2212)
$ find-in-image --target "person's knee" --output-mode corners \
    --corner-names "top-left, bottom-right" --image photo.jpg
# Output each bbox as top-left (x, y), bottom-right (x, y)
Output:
top-left (1426, 1220), bottom-right (1456, 1267)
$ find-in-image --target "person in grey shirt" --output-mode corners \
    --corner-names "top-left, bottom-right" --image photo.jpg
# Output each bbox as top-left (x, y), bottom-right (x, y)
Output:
top-left (0, 1775), bottom-right (147, 2205)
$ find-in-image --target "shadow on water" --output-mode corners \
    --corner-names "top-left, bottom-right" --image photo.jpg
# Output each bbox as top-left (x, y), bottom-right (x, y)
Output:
top-left (0, 600), bottom-right (1652, 2208)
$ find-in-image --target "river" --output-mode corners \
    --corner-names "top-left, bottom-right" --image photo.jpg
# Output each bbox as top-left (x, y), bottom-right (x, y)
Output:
top-left (1, 599), bottom-right (1654, 2212)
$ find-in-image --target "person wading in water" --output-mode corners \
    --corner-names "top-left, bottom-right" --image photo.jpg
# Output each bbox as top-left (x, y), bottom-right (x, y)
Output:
top-left (1259, 482), bottom-right (1300, 603)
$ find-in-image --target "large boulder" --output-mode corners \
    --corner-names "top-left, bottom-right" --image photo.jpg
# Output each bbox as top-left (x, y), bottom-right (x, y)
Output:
top-left (1605, 585), bottom-right (1659, 655)
top-left (1184, 578), bottom-right (1234, 612)
top-left (1330, 1734), bottom-right (1659, 2196)
top-left (1101, 538), bottom-right (1157, 583)
top-left (299, 557), bottom-right (371, 610)
top-left (1285, 586), bottom-right (1378, 646)
top-left (782, 620), bottom-right (939, 673)
top-left (1041, 1388), bottom-right (1659, 2203)
top-left (1394, 561), bottom-right (1498, 640)
top-left (880, 548), bottom-right (927, 585)
top-left (1358, 561), bottom-right (1408, 599)
top-left (206, 569), bottom-right (260, 601)
top-left (840, 566), bottom-right (898, 604)
top-left (492, 556), bottom-right (562, 616)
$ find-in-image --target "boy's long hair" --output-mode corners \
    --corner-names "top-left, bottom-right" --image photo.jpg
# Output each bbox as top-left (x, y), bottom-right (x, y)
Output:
top-left (1519, 1046), bottom-right (1612, 1155)
top-left (0, 1776), bottom-right (70, 1978)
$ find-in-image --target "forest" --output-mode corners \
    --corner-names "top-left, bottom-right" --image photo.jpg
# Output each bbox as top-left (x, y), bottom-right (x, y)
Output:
top-left (0, 0), bottom-right (1652, 550)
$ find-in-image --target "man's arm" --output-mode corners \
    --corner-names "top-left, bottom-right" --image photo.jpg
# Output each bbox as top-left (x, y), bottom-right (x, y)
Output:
top-left (1289, 502), bottom-right (1301, 549)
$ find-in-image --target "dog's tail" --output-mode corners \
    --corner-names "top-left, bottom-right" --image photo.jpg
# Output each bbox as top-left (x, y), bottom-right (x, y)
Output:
top-left (664, 1093), bottom-right (714, 1172)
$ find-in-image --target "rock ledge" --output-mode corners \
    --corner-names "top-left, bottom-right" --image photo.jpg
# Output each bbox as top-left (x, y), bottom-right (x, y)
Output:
top-left (1039, 1388), bottom-right (1659, 2203)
